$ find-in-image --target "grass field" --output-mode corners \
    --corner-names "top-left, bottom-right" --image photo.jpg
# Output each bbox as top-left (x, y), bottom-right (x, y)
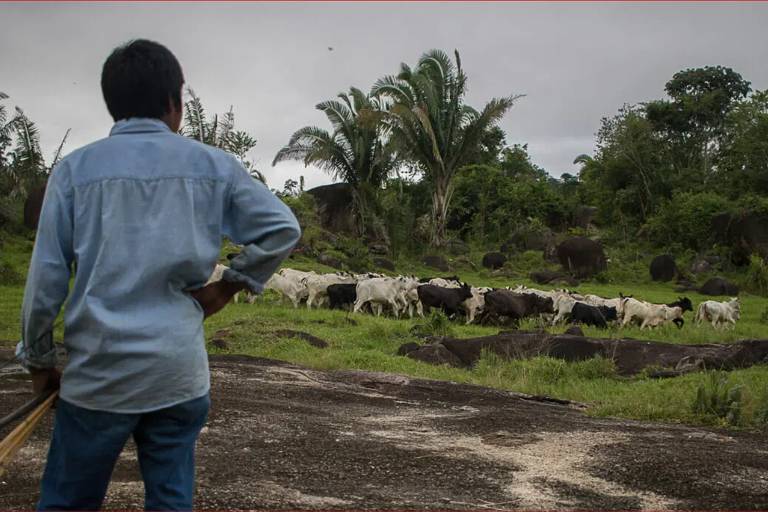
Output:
top-left (2, 232), bottom-right (768, 429)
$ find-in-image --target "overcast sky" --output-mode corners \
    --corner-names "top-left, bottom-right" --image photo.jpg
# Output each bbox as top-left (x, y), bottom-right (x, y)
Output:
top-left (2, 2), bottom-right (767, 190)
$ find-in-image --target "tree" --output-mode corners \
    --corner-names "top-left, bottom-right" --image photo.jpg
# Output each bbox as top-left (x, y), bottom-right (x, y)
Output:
top-left (645, 66), bottom-right (751, 176)
top-left (717, 90), bottom-right (768, 196)
top-left (372, 49), bottom-right (521, 246)
top-left (273, 87), bottom-right (397, 238)
top-left (182, 87), bottom-right (265, 183)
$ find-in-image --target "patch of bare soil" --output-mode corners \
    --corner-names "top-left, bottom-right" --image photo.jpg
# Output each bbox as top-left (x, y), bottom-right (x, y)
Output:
top-left (1, 353), bottom-right (767, 510)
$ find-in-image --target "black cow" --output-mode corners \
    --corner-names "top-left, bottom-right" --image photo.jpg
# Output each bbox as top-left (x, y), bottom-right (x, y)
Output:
top-left (569, 302), bottom-right (617, 328)
top-left (667, 296), bottom-right (693, 313)
top-left (417, 284), bottom-right (473, 317)
top-left (481, 290), bottom-right (553, 326)
top-left (327, 283), bottom-right (357, 310)
top-left (665, 297), bottom-right (693, 328)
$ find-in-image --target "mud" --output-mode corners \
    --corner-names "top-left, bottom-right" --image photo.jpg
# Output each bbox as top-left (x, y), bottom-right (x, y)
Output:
top-left (1, 353), bottom-right (767, 510)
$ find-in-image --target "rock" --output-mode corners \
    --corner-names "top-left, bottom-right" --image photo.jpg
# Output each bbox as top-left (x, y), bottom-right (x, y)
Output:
top-left (208, 338), bottom-right (230, 350)
top-left (373, 257), bottom-right (395, 271)
top-left (690, 259), bottom-right (712, 275)
top-left (317, 252), bottom-right (343, 269)
top-left (422, 255), bottom-right (449, 272)
top-left (564, 326), bottom-right (585, 337)
top-left (572, 205), bottom-right (598, 229)
top-left (650, 254), bottom-right (678, 282)
top-left (529, 269), bottom-right (577, 286)
top-left (306, 183), bottom-right (356, 234)
top-left (556, 237), bottom-right (607, 278)
top-left (368, 243), bottom-right (389, 256)
top-left (406, 343), bottom-right (464, 367)
top-left (481, 252), bottom-right (507, 270)
top-left (699, 277), bottom-right (740, 296)
top-left (397, 342), bottom-right (421, 356)
top-left (274, 329), bottom-right (329, 349)
top-left (446, 239), bottom-right (469, 256)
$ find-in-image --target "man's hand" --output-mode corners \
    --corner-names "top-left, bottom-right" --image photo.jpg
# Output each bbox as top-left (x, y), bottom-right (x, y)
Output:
top-left (189, 280), bottom-right (247, 319)
top-left (30, 367), bottom-right (61, 396)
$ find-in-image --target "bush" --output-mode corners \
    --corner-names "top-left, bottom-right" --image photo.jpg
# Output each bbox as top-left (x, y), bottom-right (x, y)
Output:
top-left (691, 371), bottom-right (744, 426)
top-left (645, 192), bottom-right (733, 252)
top-left (409, 310), bottom-right (455, 338)
top-left (744, 255), bottom-right (768, 296)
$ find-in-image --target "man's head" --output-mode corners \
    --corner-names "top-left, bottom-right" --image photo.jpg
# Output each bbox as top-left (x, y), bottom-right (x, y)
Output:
top-left (101, 39), bottom-right (184, 131)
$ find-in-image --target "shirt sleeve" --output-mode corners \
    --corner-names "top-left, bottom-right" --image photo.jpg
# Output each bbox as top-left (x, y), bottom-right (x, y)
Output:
top-left (221, 159), bottom-right (301, 293)
top-left (18, 164), bottom-right (75, 370)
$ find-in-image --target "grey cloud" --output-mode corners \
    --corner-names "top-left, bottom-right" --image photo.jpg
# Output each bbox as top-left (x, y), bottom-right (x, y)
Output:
top-left (1, 2), bottom-right (766, 188)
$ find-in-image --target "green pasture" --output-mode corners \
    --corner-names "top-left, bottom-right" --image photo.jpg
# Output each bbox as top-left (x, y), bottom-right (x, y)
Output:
top-left (2, 233), bottom-right (767, 430)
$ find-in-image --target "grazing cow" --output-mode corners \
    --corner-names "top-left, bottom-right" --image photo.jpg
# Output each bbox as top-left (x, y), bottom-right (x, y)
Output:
top-left (621, 298), bottom-right (684, 329)
top-left (303, 272), bottom-right (356, 309)
top-left (481, 290), bottom-right (553, 326)
top-left (327, 283), bottom-right (357, 310)
top-left (695, 297), bottom-right (740, 329)
top-left (354, 277), bottom-right (407, 318)
top-left (568, 302), bottom-right (617, 328)
top-left (265, 272), bottom-right (308, 308)
top-left (462, 286), bottom-right (492, 324)
top-left (417, 284), bottom-right (473, 318)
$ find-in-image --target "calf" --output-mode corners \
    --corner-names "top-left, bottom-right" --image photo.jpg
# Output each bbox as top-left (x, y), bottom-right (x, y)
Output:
top-left (417, 284), bottom-right (473, 318)
top-left (327, 283), bottom-right (357, 310)
top-left (621, 298), bottom-right (684, 329)
top-left (569, 302), bottom-right (617, 328)
top-left (695, 297), bottom-right (740, 329)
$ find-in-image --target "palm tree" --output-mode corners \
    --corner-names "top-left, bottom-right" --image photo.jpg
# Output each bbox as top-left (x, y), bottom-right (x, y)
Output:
top-left (273, 87), bottom-right (397, 238)
top-left (372, 49), bottom-right (522, 246)
top-left (181, 87), bottom-right (265, 183)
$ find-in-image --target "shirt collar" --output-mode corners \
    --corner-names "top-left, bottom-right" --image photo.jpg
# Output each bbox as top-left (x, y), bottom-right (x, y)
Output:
top-left (109, 117), bottom-right (173, 136)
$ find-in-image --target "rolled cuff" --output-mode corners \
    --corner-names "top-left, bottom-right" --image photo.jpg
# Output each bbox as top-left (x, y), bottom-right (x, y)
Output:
top-left (16, 338), bottom-right (58, 370)
top-left (222, 268), bottom-right (264, 295)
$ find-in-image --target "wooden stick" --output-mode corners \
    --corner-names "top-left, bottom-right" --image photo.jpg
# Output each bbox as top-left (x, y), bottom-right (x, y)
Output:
top-left (0, 391), bottom-right (57, 478)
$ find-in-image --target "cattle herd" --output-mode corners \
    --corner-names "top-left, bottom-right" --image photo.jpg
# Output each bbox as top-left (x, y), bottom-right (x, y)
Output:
top-left (209, 265), bottom-right (743, 330)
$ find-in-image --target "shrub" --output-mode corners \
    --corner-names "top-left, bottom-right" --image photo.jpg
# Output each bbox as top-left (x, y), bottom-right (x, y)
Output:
top-left (645, 192), bottom-right (733, 252)
top-left (409, 310), bottom-right (455, 338)
top-left (691, 371), bottom-right (744, 426)
top-left (744, 255), bottom-right (768, 296)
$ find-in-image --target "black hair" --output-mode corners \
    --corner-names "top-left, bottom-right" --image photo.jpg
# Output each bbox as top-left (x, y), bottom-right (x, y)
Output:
top-left (101, 39), bottom-right (184, 122)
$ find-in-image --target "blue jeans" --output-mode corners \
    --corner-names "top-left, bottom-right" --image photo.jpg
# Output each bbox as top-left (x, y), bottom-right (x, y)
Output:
top-left (38, 394), bottom-right (210, 511)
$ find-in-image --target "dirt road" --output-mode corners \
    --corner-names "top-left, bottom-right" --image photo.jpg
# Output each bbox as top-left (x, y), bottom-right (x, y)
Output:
top-left (2, 354), bottom-right (767, 510)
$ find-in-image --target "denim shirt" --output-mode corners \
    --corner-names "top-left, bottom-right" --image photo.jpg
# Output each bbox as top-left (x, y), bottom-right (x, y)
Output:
top-left (17, 118), bottom-right (301, 413)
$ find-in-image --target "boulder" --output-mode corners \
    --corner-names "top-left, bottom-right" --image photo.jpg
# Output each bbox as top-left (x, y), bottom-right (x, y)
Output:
top-left (422, 255), bottom-right (449, 272)
top-left (306, 183), bottom-right (355, 234)
top-left (317, 252), bottom-right (343, 269)
top-left (650, 254), bottom-right (677, 282)
top-left (481, 252), bottom-right (507, 270)
top-left (690, 259), bottom-right (712, 275)
top-left (396, 342), bottom-right (421, 356)
top-left (406, 342), bottom-right (463, 367)
top-left (699, 277), bottom-right (740, 296)
top-left (373, 257), bottom-right (395, 271)
top-left (556, 237), bottom-right (607, 278)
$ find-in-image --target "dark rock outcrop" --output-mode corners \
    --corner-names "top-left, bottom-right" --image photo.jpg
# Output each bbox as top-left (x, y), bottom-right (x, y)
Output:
top-left (556, 237), bottom-right (607, 277)
top-left (306, 183), bottom-right (355, 234)
top-left (481, 252), bottom-right (507, 270)
top-left (699, 277), bottom-right (740, 296)
top-left (406, 331), bottom-right (768, 376)
top-left (650, 254), bottom-right (677, 282)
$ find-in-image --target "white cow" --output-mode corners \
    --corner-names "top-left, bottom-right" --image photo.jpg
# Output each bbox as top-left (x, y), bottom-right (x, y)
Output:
top-left (265, 273), bottom-right (308, 308)
top-left (463, 286), bottom-right (492, 324)
top-left (621, 298), bottom-right (683, 329)
top-left (354, 277), bottom-right (407, 318)
top-left (302, 272), bottom-right (356, 309)
top-left (695, 298), bottom-right (740, 329)
top-left (428, 278), bottom-right (461, 288)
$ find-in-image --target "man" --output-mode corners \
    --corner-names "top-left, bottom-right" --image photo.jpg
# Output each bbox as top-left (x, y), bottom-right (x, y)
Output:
top-left (17, 39), bottom-right (301, 510)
